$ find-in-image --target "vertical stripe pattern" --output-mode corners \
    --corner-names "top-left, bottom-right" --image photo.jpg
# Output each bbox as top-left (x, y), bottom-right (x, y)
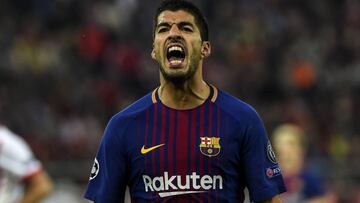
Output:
top-left (143, 86), bottom-right (222, 202)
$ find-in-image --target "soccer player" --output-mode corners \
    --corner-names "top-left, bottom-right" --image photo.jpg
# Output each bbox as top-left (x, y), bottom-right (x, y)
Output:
top-left (84, 0), bottom-right (286, 202)
top-left (0, 125), bottom-right (53, 203)
top-left (272, 124), bottom-right (335, 203)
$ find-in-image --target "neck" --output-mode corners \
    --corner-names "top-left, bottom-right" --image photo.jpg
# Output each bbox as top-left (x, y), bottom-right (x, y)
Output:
top-left (158, 69), bottom-right (210, 110)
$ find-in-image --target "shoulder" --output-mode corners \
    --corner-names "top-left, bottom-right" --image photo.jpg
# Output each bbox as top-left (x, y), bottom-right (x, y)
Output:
top-left (103, 91), bottom-right (155, 137)
top-left (0, 126), bottom-right (30, 151)
top-left (215, 89), bottom-right (262, 125)
top-left (110, 91), bottom-right (154, 123)
top-left (0, 126), bottom-right (36, 164)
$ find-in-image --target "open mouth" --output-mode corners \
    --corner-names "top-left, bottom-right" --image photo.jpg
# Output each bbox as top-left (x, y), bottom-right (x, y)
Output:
top-left (166, 45), bottom-right (186, 67)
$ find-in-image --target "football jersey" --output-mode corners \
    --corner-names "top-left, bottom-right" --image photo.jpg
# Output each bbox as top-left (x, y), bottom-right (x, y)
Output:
top-left (0, 125), bottom-right (42, 203)
top-left (84, 86), bottom-right (286, 202)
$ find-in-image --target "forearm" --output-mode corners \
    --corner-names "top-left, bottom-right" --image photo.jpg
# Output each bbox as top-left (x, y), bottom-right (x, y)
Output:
top-left (20, 171), bottom-right (53, 203)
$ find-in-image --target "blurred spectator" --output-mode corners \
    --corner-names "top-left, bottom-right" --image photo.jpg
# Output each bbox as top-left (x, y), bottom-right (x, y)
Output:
top-left (0, 124), bottom-right (53, 203)
top-left (271, 124), bottom-right (337, 203)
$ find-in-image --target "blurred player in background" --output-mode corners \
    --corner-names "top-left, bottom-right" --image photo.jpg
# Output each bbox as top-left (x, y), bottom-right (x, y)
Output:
top-left (85, 0), bottom-right (286, 202)
top-left (272, 124), bottom-right (337, 203)
top-left (0, 124), bottom-right (53, 203)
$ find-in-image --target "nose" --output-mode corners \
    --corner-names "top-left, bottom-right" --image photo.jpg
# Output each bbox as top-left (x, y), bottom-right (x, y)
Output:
top-left (168, 24), bottom-right (182, 39)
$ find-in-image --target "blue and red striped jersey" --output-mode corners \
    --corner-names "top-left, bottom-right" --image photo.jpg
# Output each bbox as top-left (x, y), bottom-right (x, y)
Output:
top-left (84, 86), bottom-right (286, 202)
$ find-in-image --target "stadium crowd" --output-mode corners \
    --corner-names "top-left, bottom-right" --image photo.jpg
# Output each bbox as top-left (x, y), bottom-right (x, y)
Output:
top-left (0, 0), bottom-right (359, 202)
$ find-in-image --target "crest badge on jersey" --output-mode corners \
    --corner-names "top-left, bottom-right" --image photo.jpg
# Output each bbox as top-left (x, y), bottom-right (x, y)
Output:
top-left (90, 158), bottom-right (99, 180)
top-left (199, 137), bottom-right (221, 157)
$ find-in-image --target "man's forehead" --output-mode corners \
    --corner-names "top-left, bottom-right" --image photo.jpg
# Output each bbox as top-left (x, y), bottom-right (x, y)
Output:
top-left (157, 10), bottom-right (195, 25)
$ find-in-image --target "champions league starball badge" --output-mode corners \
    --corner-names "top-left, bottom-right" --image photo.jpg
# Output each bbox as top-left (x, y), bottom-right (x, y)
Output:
top-left (90, 158), bottom-right (99, 180)
top-left (267, 141), bottom-right (277, 164)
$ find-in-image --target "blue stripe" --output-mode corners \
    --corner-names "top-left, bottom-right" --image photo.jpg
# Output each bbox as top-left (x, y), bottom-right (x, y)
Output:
top-left (147, 106), bottom-right (153, 178)
top-left (186, 110), bottom-right (193, 202)
top-left (155, 103), bottom-right (162, 177)
top-left (222, 112), bottom-right (229, 199)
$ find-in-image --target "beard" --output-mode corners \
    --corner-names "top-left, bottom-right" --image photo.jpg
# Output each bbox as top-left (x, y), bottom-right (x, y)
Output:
top-left (159, 54), bottom-right (200, 84)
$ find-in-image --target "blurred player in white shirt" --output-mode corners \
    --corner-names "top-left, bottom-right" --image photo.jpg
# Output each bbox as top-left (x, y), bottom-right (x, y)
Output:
top-left (0, 125), bottom-right (53, 203)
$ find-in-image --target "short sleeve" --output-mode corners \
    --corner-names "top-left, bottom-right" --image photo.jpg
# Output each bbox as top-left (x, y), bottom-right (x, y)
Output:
top-left (0, 128), bottom-right (41, 179)
top-left (241, 112), bottom-right (286, 202)
top-left (84, 116), bottom-right (129, 203)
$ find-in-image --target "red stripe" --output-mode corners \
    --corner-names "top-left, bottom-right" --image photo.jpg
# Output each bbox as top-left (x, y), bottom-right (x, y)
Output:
top-left (199, 104), bottom-right (205, 202)
top-left (215, 106), bottom-right (220, 203)
top-left (176, 111), bottom-right (189, 175)
top-left (190, 109), bottom-right (197, 173)
top-left (208, 102), bottom-right (213, 202)
top-left (160, 105), bottom-right (166, 173)
top-left (152, 104), bottom-right (158, 201)
top-left (168, 109), bottom-right (175, 176)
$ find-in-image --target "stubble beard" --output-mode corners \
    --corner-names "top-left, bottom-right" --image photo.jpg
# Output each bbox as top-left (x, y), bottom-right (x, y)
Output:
top-left (159, 54), bottom-right (200, 85)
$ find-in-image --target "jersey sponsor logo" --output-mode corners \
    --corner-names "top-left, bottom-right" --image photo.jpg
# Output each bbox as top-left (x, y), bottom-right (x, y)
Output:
top-left (141, 143), bottom-right (165, 154)
top-left (266, 165), bottom-right (282, 178)
top-left (267, 141), bottom-right (277, 163)
top-left (89, 158), bottom-right (99, 180)
top-left (143, 171), bottom-right (223, 197)
top-left (199, 137), bottom-right (221, 157)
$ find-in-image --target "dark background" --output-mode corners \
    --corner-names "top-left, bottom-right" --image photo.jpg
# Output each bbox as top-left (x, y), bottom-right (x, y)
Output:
top-left (0, 0), bottom-right (359, 202)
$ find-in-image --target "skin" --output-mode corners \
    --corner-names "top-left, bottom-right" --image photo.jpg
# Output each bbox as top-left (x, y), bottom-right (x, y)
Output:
top-left (152, 10), bottom-right (282, 203)
top-left (152, 10), bottom-right (211, 110)
top-left (20, 171), bottom-right (53, 203)
top-left (273, 131), bottom-right (304, 176)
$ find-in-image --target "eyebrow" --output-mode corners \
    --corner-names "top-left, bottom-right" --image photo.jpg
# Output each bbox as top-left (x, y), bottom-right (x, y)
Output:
top-left (156, 21), bottom-right (195, 28)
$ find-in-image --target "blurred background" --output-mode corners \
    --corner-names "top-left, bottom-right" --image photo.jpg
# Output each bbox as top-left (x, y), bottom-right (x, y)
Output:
top-left (0, 0), bottom-right (359, 202)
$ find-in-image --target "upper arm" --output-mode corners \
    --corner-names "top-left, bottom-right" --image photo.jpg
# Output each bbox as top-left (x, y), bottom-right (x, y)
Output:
top-left (84, 117), bottom-right (129, 203)
top-left (240, 110), bottom-right (286, 202)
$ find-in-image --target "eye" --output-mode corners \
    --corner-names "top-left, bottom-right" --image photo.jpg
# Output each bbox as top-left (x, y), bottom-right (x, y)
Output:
top-left (157, 27), bottom-right (168, 33)
top-left (182, 26), bottom-right (193, 32)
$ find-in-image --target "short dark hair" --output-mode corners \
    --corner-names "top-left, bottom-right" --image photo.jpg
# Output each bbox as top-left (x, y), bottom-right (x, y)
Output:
top-left (153, 0), bottom-right (209, 41)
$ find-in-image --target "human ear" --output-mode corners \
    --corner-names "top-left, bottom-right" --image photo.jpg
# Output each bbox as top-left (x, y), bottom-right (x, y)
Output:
top-left (201, 41), bottom-right (211, 58)
top-left (151, 44), bottom-right (156, 60)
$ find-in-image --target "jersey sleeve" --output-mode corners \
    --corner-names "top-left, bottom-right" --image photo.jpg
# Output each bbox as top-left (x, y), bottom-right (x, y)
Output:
top-left (84, 116), bottom-right (129, 203)
top-left (241, 111), bottom-right (286, 202)
top-left (0, 128), bottom-right (42, 179)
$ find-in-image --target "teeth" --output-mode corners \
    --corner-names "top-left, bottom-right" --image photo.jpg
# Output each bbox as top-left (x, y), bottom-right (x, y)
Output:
top-left (168, 46), bottom-right (183, 53)
top-left (170, 59), bottom-right (182, 65)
